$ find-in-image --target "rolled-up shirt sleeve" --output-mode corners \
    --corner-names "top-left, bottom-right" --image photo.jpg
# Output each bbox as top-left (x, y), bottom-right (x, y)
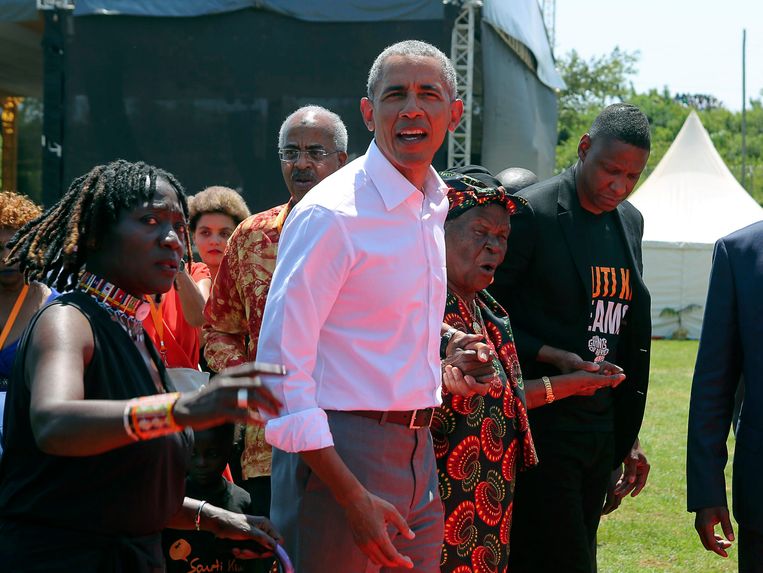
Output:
top-left (257, 204), bottom-right (354, 452)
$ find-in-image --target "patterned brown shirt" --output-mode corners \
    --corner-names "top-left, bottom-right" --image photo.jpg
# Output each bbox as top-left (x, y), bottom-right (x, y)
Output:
top-left (203, 201), bottom-right (291, 479)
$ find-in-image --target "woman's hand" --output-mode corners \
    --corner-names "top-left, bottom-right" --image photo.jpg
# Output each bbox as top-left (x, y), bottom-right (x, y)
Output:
top-left (525, 363), bottom-right (626, 409)
top-left (443, 329), bottom-right (496, 386)
top-left (172, 260), bottom-right (211, 327)
top-left (172, 362), bottom-right (284, 429)
top-left (207, 506), bottom-right (283, 559)
top-left (441, 344), bottom-right (497, 396)
top-left (442, 363), bottom-right (492, 397)
top-left (553, 369), bottom-right (626, 398)
top-left (537, 345), bottom-right (599, 374)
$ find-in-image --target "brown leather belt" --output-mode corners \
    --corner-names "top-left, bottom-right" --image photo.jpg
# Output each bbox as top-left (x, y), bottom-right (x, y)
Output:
top-left (345, 408), bottom-right (435, 429)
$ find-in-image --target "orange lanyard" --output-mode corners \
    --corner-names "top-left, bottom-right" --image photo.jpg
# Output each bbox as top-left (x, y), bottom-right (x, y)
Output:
top-left (148, 297), bottom-right (168, 366)
top-left (0, 284), bottom-right (29, 350)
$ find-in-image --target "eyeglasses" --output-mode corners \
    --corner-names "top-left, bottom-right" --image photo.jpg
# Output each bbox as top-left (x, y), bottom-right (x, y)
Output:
top-left (278, 148), bottom-right (340, 163)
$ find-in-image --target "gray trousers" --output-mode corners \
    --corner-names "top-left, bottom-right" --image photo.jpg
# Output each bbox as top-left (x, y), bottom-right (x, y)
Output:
top-left (271, 411), bottom-right (444, 573)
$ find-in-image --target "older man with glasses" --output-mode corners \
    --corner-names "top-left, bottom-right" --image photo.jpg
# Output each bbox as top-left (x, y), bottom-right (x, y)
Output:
top-left (203, 105), bottom-right (348, 537)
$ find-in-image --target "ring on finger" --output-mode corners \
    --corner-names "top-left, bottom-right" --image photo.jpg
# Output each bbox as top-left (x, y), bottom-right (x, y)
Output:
top-left (237, 388), bottom-right (248, 410)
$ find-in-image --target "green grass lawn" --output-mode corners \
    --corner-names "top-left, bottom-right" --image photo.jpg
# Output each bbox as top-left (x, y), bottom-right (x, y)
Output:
top-left (597, 340), bottom-right (738, 572)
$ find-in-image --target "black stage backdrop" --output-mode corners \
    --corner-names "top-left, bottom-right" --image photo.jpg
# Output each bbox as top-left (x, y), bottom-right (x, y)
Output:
top-left (46, 9), bottom-right (451, 212)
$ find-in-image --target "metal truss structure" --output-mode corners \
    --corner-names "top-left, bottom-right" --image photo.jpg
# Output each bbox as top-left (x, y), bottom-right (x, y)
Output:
top-left (447, 0), bottom-right (481, 168)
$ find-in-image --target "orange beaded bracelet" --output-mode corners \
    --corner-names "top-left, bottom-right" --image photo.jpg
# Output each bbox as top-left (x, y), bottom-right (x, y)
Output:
top-left (124, 392), bottom-right (182, 441)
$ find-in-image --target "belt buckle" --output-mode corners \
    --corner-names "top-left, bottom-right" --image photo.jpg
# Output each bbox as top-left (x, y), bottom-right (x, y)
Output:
top-left (408, 408), bottom-right (432, 429)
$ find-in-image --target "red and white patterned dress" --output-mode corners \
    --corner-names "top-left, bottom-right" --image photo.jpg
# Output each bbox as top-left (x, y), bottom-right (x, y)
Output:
top-left (433, 290), bottom-right (538, 573)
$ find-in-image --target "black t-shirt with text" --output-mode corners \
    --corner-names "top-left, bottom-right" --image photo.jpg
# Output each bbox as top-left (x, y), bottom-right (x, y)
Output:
top-left (553, 208), bottom-right (633, 432)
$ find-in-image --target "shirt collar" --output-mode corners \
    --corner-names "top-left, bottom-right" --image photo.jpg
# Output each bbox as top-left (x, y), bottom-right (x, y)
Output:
top-left (274, 199), bottom-right (294, 234)
top-left (365, 141), bottom-right (447, 211)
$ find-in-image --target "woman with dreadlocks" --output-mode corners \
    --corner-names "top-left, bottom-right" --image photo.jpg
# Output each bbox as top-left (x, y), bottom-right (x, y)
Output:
top-left (0, 160), bottom-right (284, 571)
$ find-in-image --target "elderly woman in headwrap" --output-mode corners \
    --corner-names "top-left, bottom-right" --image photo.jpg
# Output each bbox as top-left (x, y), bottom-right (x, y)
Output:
top-left (433, 167), bottom-right (625, 572)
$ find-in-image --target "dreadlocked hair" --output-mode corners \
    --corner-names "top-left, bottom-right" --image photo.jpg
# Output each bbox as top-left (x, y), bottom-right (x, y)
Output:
top-left (7, 159), bottom-right (194, 292)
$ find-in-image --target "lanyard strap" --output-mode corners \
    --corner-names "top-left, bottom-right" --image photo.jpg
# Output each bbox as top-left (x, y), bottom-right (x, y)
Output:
top-left (0, 284), bottom-right (30, 350)
top-left (147, 297), bottom-right (168, 366)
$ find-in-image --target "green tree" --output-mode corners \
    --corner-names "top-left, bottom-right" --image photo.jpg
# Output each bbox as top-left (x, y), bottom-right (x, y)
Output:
top-left (556, 50), bottom-right (763, 204)
top-left (555, 47), bottom-right (639, 170)
top-left (628, 88), bottom-right (689, 178)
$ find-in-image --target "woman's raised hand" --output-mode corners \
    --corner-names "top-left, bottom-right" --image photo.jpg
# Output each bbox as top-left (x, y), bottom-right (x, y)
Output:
top-left (555, 369), bottom-right (626, 398)
top-left (172, 362), bottom-right (284, 429)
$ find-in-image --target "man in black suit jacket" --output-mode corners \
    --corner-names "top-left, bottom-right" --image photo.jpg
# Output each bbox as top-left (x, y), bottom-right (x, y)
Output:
top-left (493, 103), bottom-right (653, 572)
top-left (688, 221), bottom-right (763, 572)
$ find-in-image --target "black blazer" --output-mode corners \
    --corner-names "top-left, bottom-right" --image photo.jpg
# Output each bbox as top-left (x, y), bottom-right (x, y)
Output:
top-left (687, 221), bottom-right (763, 531)
top-left (492, 166), bottom-right (652, 467)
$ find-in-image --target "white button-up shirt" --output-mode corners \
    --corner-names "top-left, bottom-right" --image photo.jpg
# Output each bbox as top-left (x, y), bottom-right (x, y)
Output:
top-left (257, 141), bottom-right (449, 452)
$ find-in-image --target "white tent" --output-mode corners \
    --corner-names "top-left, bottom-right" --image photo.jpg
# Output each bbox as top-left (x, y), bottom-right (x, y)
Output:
top-left (629, 111), bottom-right (763, 338)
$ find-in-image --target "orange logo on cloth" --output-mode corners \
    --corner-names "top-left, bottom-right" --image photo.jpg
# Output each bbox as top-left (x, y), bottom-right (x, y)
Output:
top-left (588, 266), bottom-right (632, 337)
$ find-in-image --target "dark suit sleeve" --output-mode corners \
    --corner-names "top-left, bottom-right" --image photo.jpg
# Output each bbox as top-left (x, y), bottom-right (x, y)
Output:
top-left (686, 238), bottom-right (742, 512)
top-left (610, 203), bottom-right (651, 466)
top-left (492, 202), bottom-right (545, 362)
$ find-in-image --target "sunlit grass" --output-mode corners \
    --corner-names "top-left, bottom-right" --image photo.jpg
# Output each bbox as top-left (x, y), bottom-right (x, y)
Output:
top-left (598, 340), bottom-right (737, 573)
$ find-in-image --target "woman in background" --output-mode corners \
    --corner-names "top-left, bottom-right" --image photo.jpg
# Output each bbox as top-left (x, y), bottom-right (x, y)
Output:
top-left (188, 185), bottom-right (250, 285)
top-left (144, 186), bottom-right (250, 369)
top-left (0, 191), bottom-right (58, 455)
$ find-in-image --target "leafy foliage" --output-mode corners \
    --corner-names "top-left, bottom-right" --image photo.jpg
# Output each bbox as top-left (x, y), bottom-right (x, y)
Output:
top-left (555, 50), bottom-right (763, 204)
top-left (673, 93), bottom-right (724, 111)
top-left (659, 304), bottom-right (702, 340)
top-left (556, 47), bottom-right (640, 169)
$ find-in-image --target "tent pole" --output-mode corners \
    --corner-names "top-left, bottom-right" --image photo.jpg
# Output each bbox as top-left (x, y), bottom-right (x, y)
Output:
top-left (741, 28), bottom-right (747, 190)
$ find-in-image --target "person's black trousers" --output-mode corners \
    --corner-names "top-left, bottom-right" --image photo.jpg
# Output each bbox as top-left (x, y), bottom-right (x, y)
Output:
top-left (243, 476), bottom-right (273, 573)
top-left (739, 526), bottom-right (763, 573)
top-left (507, 431), bottom-right (614, 573)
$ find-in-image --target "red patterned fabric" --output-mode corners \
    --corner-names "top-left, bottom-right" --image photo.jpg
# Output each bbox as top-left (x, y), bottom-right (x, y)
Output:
top-left (143, 262), bottom-right (209, 369)
top-left (433, 290), bottom-right (537, 572)
top-left (203, 202), bottom-right (290, 479)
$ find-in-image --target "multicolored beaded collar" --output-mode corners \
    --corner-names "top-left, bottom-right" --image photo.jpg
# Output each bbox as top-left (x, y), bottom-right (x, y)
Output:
top-left (77, 271), bottom-right (150, 341)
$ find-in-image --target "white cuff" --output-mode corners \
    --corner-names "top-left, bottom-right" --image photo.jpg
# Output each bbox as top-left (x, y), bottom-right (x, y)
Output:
top-left (265, 407), bottom-right (334, 452)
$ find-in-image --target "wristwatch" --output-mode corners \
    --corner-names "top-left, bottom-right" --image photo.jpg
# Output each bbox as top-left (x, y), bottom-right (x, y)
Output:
top-left (542, 376), bottom-right (555, 404)
top-left (440, 327), bottom-right (458, 357)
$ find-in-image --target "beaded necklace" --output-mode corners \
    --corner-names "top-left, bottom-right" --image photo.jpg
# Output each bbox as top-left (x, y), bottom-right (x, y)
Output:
top-left (454, 292), bottom-right (487, 336)
top-left (77, 271), bottom-right (150, 342)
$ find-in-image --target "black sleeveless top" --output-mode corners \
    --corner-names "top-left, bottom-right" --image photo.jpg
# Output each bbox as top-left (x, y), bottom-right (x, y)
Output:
top-left (0, 291), bottom-right (192, 571)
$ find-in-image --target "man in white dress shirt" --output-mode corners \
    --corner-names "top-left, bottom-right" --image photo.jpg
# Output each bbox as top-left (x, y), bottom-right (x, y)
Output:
top-left (256, 40), bottom-right (465, 572)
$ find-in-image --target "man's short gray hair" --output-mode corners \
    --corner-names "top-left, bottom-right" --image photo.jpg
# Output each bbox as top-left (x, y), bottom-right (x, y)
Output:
top-left (366, 40), bottom-right (457, 101)
top-left (277, 105), bottom-right (348, 152)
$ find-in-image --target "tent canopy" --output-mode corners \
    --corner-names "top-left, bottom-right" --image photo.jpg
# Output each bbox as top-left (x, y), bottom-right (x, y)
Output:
top-left (630, 110), bottom-right (763, 244)
top-left (629, 111), bottom-right (763, 338)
